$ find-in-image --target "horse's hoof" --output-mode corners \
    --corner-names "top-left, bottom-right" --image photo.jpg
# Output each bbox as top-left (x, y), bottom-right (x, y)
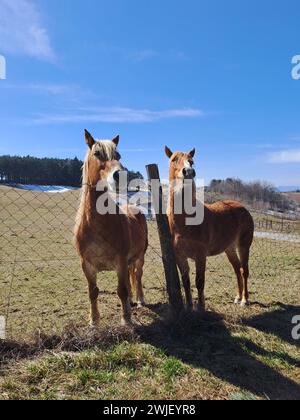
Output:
top-left (241, 300), bottom-right (249, 307)
top-left (234, 297), bottom-right (242, 305)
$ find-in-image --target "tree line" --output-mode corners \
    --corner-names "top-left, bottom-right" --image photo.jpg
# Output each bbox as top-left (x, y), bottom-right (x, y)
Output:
top-left (0, 155), bottom-right (143, 187)
top-left (206, 178), bottom-right (296, 212)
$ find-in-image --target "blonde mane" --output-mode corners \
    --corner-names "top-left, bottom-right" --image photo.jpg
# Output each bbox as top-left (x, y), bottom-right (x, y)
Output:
top-left (75, 140), bottom-right (118, 231)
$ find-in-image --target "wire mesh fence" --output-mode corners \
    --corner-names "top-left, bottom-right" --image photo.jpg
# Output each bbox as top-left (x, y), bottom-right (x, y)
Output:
top-left (0, 184), bottom-right (299, 341)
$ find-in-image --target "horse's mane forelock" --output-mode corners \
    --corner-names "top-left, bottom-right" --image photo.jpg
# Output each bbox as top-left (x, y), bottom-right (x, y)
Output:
top-left (94, 140), bottom-right (117, 161)
top-left (75, 140), bottom-right (117, 230)
top-left (82, 140), bottom-right (117, 185)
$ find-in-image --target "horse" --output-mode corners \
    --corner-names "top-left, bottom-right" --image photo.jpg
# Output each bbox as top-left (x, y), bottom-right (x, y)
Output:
top-left (165, 146), bottom-right (254, 311)
top-left (75, 130), bottom-right (148, 326)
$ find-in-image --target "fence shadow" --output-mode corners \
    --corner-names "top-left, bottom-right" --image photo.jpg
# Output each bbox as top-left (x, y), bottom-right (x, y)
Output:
top-left (137, 305), bottom-right (300, 400)
top-left (1, 304), bottom-right (299, 399)
top-left (244, 303), bottom-right (300, 348)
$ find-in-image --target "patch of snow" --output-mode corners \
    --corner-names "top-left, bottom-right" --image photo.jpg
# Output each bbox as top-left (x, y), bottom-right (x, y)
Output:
top-left (3, 184), bottom-right (79, 193)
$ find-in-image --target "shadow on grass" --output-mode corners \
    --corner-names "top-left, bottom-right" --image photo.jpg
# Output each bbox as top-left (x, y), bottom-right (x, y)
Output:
top-left (137, 304), bottom-right (300, 400)
top-left (1, 304), bottom-right (299, 400)
top-left (244, 303), bottom-right (300, 348)
top-left (0, 324), bottom-right (138, 367)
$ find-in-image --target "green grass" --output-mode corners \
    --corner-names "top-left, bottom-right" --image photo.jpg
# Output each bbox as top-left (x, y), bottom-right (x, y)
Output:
top-left (0, 185), bottom-right (300, 400)
top-left (0, 342), bottom-right (191, 400)
top-left (230, 391), bottom-right (258, 401)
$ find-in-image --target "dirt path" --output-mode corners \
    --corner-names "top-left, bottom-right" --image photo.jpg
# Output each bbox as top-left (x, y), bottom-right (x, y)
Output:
top-left (255, 231), bottom-right (300, 244)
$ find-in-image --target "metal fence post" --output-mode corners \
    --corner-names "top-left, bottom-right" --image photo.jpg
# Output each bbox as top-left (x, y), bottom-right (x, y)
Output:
top-left (146, 164), bottom-right (184, 316)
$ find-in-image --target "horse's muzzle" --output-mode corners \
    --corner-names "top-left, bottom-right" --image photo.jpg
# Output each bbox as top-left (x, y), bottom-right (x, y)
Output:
top-left (113, 170), bottom-right (129, 189)
top-left (183, 168), bottom-right (196, 179)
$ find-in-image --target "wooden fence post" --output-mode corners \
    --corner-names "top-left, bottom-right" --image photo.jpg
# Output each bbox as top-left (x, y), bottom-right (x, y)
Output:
top-left (146, 164), bottom-right (184, 316)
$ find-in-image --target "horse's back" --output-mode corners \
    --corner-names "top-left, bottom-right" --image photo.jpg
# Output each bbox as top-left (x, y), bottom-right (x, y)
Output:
top-left (207, 199), bottom-right (247, 213)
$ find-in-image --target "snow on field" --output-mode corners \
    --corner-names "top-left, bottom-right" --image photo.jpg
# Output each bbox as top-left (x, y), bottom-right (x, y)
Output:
top-left (3, 184), bottom-right (79, 193)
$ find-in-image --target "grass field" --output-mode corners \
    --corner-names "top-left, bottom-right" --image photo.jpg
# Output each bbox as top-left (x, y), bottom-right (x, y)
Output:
top-left (0, 185), bottom-right (300, 400)
top-left (285, 192), bottom-right (300, 205)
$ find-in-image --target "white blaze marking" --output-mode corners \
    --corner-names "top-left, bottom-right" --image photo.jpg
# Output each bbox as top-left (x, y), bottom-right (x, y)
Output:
top-left (184, 160), bottom-right (192, 169)
top-left (107, 169), bottom-right (119, 190)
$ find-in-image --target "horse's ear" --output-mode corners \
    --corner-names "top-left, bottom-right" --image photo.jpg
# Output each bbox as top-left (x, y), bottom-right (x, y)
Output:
top-left (165, 146), bottom-right (173, 159)
top-left (112, 135), bottom-right (120, 146)
top-left (189, 148), bottom-right (196, 158)
top-left (85, 129), bottom-right (95, 149)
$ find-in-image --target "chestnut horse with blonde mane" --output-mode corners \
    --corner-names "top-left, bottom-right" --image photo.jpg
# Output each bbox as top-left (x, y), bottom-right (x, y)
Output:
top-left (75, 130), bottom-right (148, 326)
top-left (165, 146), bottom-right (254, 311)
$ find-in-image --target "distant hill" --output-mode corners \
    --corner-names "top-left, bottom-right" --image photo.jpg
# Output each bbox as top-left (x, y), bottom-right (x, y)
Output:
top-left (206, 178), bottom-right (297, 213)
top-left (277, 186), bottom-right (300, 193)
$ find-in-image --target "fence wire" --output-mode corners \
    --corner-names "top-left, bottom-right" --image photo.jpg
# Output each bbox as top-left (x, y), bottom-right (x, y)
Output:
top-left (0, 184), bottom-right (299, 340)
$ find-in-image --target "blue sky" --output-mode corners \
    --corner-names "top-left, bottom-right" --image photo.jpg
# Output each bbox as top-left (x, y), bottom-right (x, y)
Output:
top-left (0, 0), bottom-right (300, 186)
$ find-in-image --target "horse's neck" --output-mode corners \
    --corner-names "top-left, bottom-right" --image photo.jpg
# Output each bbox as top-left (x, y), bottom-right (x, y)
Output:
top-left (168, 179), bottom-right (197, 208)
top-left (79, 186), bottom-right (111, 225)
top-left (168, 178), bottom-right (197, 224)
top-left (85, 188), bottom-right (100, 215)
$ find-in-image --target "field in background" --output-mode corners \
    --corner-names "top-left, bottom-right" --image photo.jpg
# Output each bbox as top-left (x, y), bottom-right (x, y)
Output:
top-left (0, 185), bottom-right (299, 400)
top-left (285, 192), bottom-right (300, 204)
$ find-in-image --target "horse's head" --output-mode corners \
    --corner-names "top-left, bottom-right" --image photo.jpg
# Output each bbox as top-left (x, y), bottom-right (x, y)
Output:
top-left (84, 129), bottom-right (127, 189)
top-left (165, 146), bottom-right (196, 181)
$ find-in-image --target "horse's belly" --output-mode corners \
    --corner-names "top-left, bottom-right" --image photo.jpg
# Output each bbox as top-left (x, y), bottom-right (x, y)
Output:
top-left (174, 233), bottom-right (237, 259)
top-left (174, 236), bottom-right (204, 259)
top-left (95, 260), bottom-right (115, 271)
top-left (207, 233), bottom-right (239, 256)
top-left (84, 244), bottom-right (117, 271)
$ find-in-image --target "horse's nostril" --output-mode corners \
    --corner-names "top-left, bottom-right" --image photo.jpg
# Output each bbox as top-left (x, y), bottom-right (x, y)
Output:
top-left (183, 168), bottom-right (196, 179)
top-left (113, 171), bottom-right (120, 183)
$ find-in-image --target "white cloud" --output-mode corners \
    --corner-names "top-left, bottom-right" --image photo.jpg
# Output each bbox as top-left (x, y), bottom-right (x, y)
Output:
top-left (0, 0), bottom-right (55, 60)
top-left (268, 149), bottom-right (300, 163)
top-left (129, 49), bottom-right (187, 63)
top-left (290, 135), bottom-right (300, 142)
top-left (25, 84), bottom-right (72, 94)
top-left (131, 49), bottom-right (159, 62)
top-left (120, 148), bottom-right (161, 152)
top-left (0, 83), bottom-right (75, 95)
top-left (32, 107), bottom-right (206, 124)
top-left (98, 43), bottom-right (187, 63)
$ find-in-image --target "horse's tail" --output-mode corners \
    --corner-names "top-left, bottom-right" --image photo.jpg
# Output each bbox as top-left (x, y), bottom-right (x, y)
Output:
top-left (134, 210), bottom-right (149, 253)
top-left (239, 207), bottom-right (255, 248)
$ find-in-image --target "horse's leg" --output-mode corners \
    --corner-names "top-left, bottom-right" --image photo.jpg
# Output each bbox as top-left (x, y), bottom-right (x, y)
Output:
top-left (195, 256), bottom-right (207, 312)
top-left (226, 247), bottom-right (243, 305)
top-left (117, 259), bottom-right (132, 326)
top-left (134, 256), bottom-right (146, 309)
top-left (238, 245), bottom-right (250, 307)
top-left (81, 259), bottom-right (100, 327)
top-left (177, 256), bottom-right (193, 309)
top-left (127, 266), bottom-right (134, 306)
